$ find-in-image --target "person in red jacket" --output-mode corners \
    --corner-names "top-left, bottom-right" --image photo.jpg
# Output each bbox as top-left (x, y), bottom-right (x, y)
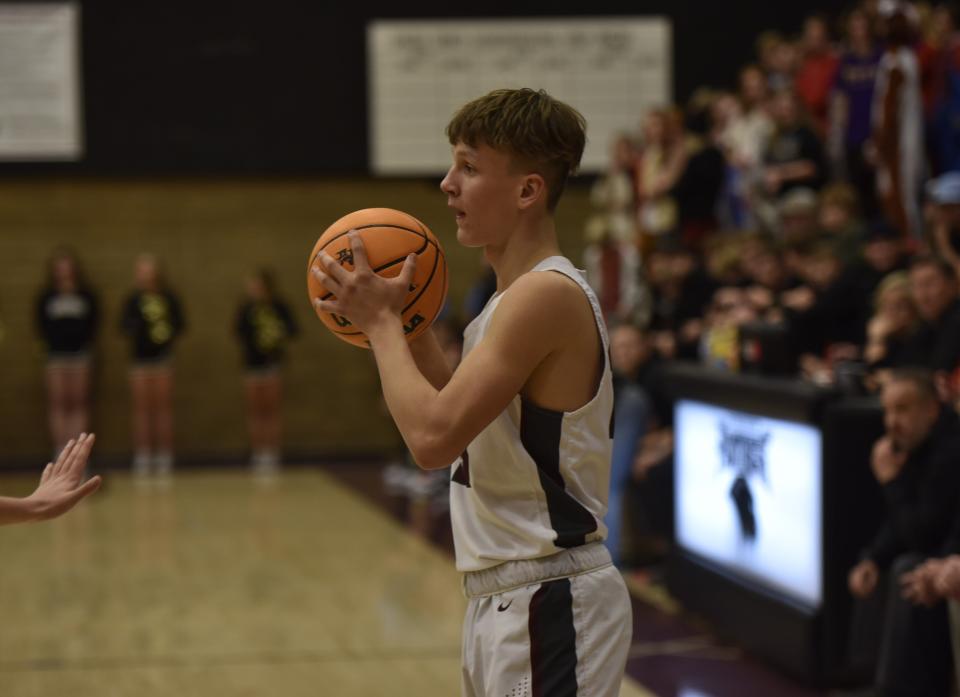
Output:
top-left (795, 14), bottom-right (840, 136)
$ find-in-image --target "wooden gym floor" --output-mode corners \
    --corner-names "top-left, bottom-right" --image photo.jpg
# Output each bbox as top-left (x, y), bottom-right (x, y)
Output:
top-left (0, 468), bottom-right (652, 697)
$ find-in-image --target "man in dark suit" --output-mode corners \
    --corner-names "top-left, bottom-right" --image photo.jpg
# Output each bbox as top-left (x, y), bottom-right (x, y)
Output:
top-left (847, 370), bottom-right (960, 696)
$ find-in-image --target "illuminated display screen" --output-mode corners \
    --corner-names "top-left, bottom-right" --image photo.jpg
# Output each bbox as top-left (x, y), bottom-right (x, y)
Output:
top-left (675, 399), bottom-right (823, 608)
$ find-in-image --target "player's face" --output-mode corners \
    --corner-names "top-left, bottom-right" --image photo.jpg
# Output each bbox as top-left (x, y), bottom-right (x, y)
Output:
top-left (440, 142), bottom-right (525, 248)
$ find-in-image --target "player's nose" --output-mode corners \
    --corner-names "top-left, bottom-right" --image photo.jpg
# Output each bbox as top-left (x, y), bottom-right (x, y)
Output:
top-left (440, 169), bottom-right (457, 196)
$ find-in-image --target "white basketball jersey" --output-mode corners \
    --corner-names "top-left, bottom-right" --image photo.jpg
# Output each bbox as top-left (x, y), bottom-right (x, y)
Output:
top-left (450, 256), bottom-right (614, 572)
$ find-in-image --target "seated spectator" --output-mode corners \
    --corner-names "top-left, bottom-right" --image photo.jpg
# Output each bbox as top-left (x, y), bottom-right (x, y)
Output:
top-left (864, 271), bottom-right (922, 373)
top-left (900, 506), bottom-right (960, 691)
top-left (819, 182), bottom-right (867, 263)
top-left (703, 234), bottom-right (747, 287)
top-left (700, 287), bottom-right (758, 371)
top-left (647, 244), bottom-right (717, 360)
top-left (783, 240), bottom-right (867, 364)
top-left (778, 187), bottom-right (821, 242)
top-left (850, 220), bottom-right (910, 299)
top-left (846, 369), bottom-right (960, 697)
top-left (740, 237), bottom-right (800, 321)
top-left (904, 255), bottom-right (960, 394)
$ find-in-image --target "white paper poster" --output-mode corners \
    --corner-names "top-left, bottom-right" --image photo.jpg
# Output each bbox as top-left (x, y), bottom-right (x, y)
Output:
top-left (368, 18), bottom-right (671, 175)
top-left (0, 3), bottom-right (81, 160)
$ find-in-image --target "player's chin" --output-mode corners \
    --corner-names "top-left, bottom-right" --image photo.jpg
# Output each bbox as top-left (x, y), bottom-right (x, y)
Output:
top-left (455, 224), bottom-right (485, 248)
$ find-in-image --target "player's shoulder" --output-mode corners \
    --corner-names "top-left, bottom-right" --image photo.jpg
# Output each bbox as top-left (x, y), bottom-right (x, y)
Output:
top-left (490, 266), bottom-right (592, 336)
top-left (503, 266), bottom-right (586, 309)
top-left (512, 264), bottom-right (584, 296)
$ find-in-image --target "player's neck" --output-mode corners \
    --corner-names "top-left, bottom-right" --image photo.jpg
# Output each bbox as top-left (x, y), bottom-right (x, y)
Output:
top-left (485, 217), bottom-right (561, 293)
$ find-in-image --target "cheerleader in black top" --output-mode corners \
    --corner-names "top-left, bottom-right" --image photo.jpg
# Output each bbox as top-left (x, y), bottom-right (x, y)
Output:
top-left (235, 269), bottom-right (297, 475)
top-left (120, 255), bottom-right (185, 478)
top-left (36, 248), bottom-right (99, 455)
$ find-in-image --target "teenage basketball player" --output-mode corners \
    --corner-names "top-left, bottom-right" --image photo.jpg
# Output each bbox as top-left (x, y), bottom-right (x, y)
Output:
top-left (0, 433), bottom-right (100, 525)
top-left (312, 88), bottom-right (631, 695)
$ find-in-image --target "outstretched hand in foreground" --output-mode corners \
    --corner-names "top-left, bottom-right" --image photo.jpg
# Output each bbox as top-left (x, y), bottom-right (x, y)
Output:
top-left (0, 433), bottom-right (101, 525)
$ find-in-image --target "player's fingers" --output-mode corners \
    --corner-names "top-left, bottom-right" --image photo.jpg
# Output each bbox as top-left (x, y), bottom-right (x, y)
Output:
top-left (311, 265), bottom-right (342, 294)
top-left (61, 433), bottom-right (87, 476)
top-left (66, 433), bottom-right (95, 478)
top-left (74, 474), bottom-right (102, 499)
top-left (52, 438), bottom-right (75, 477)
top-left (397, 254), bottom-right (417, 289)
top-left (348, 231), bottom-right (371, 271)
top-left (314, 298), bottom-right (345, 316)
top-left (318, 251), bottom-right (351, 285)
top-left (40, 462), bottom-right (53, 484)
top-left (60, 475), bottom-right (102, 514)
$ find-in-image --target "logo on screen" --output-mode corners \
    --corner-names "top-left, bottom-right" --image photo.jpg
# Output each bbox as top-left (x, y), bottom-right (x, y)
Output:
top-left (719, 422), bottom-right (770, 543)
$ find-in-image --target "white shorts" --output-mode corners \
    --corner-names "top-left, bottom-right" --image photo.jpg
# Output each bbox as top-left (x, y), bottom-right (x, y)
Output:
top-left (460, 543), bottom-right (632, 697)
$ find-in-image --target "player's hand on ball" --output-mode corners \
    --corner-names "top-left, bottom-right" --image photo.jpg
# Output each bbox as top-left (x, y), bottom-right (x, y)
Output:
top-left (312, 231), bottom-right (417, 334)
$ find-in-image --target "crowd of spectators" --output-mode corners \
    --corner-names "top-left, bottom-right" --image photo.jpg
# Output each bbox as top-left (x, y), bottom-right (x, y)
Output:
top-left (585, 2), bottom-right (960, 694)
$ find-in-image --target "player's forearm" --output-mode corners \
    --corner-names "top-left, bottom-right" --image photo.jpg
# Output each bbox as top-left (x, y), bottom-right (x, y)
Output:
top-left (0, 496), bottom-right (38, 525)
top-left (409, 328), bottom-right (454, 390)
top-left (367, 315), bottom-right (451, 469)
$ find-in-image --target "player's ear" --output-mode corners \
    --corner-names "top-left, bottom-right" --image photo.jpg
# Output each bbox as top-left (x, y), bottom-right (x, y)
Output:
top-left (518, 173), bottom-right (546, 211)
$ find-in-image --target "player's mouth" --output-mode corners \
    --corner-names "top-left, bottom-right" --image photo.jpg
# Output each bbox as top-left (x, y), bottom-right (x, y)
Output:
top-left (450, 205), bottom-right (466, 223)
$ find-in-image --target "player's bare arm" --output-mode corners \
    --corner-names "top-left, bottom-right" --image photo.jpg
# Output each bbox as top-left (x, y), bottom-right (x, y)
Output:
top-left (409, 326), bottom-right (455, 390)
top-left (0, 433), bottom-right (101, 526)
top-left (314, 235), bottom-right (597, 469)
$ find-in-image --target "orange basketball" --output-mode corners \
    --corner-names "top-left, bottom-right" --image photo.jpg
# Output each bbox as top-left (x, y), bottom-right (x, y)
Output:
top-left (306, 208), bottom-right (448, 348)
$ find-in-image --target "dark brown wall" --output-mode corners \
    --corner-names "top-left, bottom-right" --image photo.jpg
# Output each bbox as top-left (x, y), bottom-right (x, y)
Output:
top-left (0, 178), bottom-right (593, 466)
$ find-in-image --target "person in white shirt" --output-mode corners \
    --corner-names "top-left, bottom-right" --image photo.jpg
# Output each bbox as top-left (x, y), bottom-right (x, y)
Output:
top-left (311, 88), bottom-right (631, 697)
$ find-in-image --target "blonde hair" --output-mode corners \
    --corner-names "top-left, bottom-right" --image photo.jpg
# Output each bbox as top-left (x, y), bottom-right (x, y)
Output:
top-left (873, 270), bottom-right (911, 310)
top-left (446, 88), bottom-right (587, 212)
